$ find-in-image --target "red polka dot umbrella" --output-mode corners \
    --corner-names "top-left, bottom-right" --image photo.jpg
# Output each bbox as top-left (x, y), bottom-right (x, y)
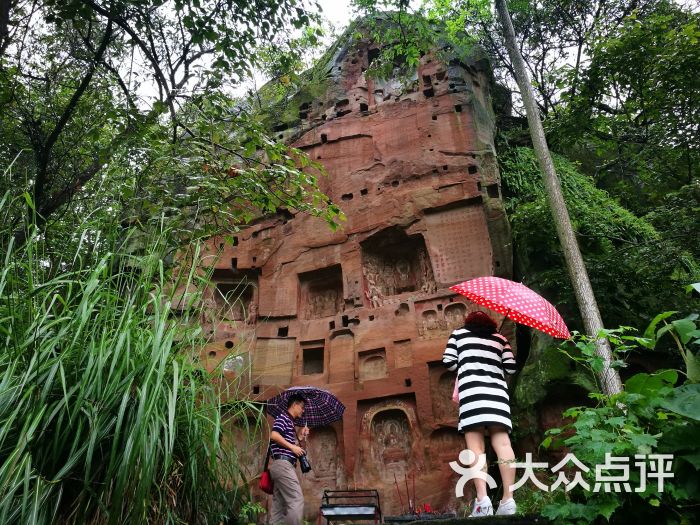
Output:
top-left (449, 277), bottom-right (571, 339)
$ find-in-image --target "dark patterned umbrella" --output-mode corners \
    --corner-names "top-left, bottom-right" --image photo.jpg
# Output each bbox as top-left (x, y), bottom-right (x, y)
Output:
top-left (265, 386), bottom-right (345, 428)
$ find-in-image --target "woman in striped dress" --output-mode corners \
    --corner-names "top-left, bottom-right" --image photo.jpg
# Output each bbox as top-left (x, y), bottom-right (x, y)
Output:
top-left (442, 311), bottom-right (517, 517)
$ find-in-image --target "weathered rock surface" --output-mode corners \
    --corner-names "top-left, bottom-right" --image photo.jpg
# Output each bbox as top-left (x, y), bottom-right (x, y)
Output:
top-left (198, 24), bottom-right (518, 520)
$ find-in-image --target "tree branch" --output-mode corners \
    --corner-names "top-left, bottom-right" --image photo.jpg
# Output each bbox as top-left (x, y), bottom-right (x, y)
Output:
top-left (34, 19), bottom-right (113, 208)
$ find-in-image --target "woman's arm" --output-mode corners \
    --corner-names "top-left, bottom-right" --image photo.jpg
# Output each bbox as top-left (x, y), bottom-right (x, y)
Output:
top-left (500, 337), bottom-right (517, 375)
top-left (442, 333), bottom-right (459, 371)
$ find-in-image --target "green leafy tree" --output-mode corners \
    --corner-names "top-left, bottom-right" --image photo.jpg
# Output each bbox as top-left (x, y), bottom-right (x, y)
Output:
top-left (554, 2), bottom-right (700, 212)
top-left (0, 0), bottom-right (341, 254)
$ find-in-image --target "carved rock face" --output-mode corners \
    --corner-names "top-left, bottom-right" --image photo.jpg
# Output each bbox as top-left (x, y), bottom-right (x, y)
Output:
top-left (197, 27), bottom-right (516, 519)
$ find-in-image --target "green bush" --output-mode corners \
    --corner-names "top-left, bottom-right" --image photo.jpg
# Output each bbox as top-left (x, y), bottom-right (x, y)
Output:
top-left (500, 147), bottom-right (700, 330)
top-left (540, 305), bottom-right (700, 524)
top-left (0, 189), bottom-right (261, 523)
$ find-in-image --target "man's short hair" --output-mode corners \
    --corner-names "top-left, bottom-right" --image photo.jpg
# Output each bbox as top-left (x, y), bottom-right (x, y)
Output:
top-left (287, 393), bottom-right (306, 408)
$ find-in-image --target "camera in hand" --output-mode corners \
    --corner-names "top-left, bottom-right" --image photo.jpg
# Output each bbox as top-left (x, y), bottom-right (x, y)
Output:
top-left (299, 453), bottom-right (312, 473)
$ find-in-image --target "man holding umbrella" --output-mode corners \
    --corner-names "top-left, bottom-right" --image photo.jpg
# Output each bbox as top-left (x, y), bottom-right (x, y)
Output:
top-left (266, 386), bottom-right (346, 525)
top-left (269, 394), bottom-right (309, 525)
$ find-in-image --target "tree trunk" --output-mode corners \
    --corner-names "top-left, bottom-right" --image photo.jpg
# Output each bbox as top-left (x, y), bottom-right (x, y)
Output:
top-left (494, 0), bottom-right (623, 395)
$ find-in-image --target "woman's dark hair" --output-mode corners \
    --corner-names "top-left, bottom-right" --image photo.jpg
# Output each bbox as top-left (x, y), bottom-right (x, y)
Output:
top-left (287, 393), bottom-right (306, 408)
top-left (463, 311), bottom-right (498, 336)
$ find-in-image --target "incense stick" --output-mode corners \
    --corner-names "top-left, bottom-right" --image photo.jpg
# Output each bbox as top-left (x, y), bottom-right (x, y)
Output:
top-left (394, 472), bottom-right (405, 514)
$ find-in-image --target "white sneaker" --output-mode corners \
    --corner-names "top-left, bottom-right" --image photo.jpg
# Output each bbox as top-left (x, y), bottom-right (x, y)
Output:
top-left (495, 498), bottom-right (517, 516)
top-left (469, 496), bottom-right (494, 517)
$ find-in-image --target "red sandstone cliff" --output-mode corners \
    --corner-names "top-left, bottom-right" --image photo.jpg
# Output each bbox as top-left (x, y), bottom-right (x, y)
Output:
top-left (198, 23), bottom-right (514, 519)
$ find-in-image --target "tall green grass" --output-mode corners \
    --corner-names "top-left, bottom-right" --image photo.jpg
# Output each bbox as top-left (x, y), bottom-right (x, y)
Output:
top-left (0, 186), bottom-right (262, 524)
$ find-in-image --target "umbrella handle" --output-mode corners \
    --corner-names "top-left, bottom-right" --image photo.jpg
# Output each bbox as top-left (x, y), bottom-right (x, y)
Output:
top-left (498, 309), bottom-right (511, 333)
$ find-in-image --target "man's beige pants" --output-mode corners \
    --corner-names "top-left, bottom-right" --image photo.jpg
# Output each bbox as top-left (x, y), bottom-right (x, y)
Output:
top-left (269, 459), bottom-right (304, 525)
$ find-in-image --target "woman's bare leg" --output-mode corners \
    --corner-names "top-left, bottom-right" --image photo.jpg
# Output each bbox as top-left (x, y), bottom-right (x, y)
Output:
top-left (465, 428), bottom-right (488, 500)
top-left (489, 426), bottom-right (516, 501)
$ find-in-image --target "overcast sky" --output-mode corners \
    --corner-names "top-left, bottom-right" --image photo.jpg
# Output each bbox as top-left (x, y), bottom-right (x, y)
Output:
top-left (235, 0), bottom-right (357, 95)
top-left (317, 0), bottom-right (355, 30)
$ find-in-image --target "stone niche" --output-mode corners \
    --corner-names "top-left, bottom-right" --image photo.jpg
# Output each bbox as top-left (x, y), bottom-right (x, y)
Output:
top-left (358, 348), bottom-right (387, 381)
top-left (417, 299), bottom-right (470, 339)
top-left (357, 398), bottom-right (423, 484)
top-left (298, 265), bottom-right (344, 319)
top-left (429, 362), bottom-right (458, 423)
top-left (361, 227), bottom-right (437, 308)
top-left (307, 426), bottom-right (342, 481)
top-left (224, 417), bottom-right (263, 482)
top-left (211, 269), bottom-right (257, 322)
top-left (300, 340), bottom-right (325, 376)
top-left (428, 428), bottom-right (464, 467)
top-left (444, 302), bottom-right (468, 331)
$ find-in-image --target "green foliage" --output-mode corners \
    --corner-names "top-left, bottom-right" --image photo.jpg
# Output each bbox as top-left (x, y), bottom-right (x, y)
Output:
top-left (349, 1), bottom-right (485, 81)
top-left (540, 309), bottom-right (700, 524)
top-left (500, 146), bottom-right (699, 330)
top-left (554, 1), bottom-right (700, 212)
top-left (0, 187), bottom-right (263, 523)
top-left (238, 501), bottom-right (266, 525)
top-left (0, 0), bottom-right (342, 253)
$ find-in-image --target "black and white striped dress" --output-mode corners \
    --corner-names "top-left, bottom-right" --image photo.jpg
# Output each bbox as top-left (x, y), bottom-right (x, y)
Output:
top-left (442, 328), bottom-right (517, 432)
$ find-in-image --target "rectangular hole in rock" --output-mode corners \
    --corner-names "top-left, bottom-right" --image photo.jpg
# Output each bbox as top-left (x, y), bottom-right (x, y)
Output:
top-left (437, 304), bottom-right (443, 311)
top-left (423, 88), bottom-right (434, 98)
top-left (342, 315), bottom-right (349, 327)
top-left (361, 227), bottom-right (436, 298)
top-left (369, 315), bottom-right (375, 321)
top-left (431, 115), bottom-right (437, 120)
top-left (231, 258), bottom-right (238, 269)
top-left (422, 74), bottom-right (432, 85)
top-left (299, 265), bottom-right (343, 320)
top-left (436, 71), bottom-right (446, 81)
top-left (329, 320), bottom-right (335, 330)
top-left (233, 236), bottom-right (239, 246)
top-left (321, 133), bottom-right (328, 143)
top-left (487, 184), bottom-right (500, 198)
top-left (404, 378), bottom-right (412, 387)
top-left (359, 348), bottom-right (387, 380)
top-left (214, 278), bottom-right (255, 321)
top-left (477, 181), bottom-right (482, 191)
top-left (253, 385), bottom-right (260, 394)
top-left (455, 104), bottom-right (462, 112)
top-left (303, 347), bottom-right (324, 375)
top-left (277, 326), bottom-right (289, 337)
top-left (360, 188), bottom-right (368, 196)
top-left (468, 165), bottom-right (478, 174)
top-left (360, 102), bottom-right (368, 112)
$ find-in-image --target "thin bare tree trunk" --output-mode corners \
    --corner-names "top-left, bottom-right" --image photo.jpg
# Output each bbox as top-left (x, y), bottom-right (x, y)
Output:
top-left (494, 0), bottom-right (622, 395)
